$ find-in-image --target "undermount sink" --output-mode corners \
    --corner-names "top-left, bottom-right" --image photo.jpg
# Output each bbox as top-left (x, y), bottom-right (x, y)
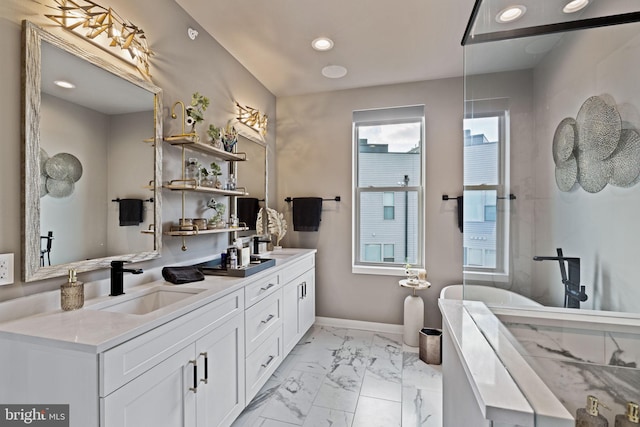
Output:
top-left (86, 286), bottom-right (205, 315)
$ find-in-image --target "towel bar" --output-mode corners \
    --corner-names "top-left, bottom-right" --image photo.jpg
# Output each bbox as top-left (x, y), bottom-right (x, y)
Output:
top-left (284, 196), bottom-right (340, 203)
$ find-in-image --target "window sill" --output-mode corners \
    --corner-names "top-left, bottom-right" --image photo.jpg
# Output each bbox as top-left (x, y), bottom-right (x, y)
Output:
top-left (463, 270), bottom-right (510, 284)
top-left (352, 265), bottom-right (410, 277)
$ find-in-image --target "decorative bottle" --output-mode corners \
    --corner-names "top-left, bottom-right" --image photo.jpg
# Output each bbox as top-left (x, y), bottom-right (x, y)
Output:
top-left (61, 269), bottom-right (84, 311)
top-left (185, 158), bottom-right (200, 186)
top-left (615, 402), bottom-right (639, 427)
top-left (576, 395), bottom-right (609, 427)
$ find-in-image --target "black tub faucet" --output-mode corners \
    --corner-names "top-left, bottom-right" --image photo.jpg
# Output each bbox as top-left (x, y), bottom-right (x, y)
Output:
top-left (110, 260), bottom-right (144, 296)
top-left (533, 248), bottom-right (588, 308)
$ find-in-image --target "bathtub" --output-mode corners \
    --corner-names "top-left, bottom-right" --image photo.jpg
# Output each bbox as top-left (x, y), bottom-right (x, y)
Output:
top-left (440, 284), bottom-right (542, 307)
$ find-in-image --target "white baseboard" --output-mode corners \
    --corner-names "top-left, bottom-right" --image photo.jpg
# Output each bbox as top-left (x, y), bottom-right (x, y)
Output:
top-left (314, 316), bottom-right (403, 335)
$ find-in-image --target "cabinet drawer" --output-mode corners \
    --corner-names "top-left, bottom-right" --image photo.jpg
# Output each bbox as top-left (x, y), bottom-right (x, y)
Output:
top-left (280, 255), bottom-right (315, 284)
top-left (244, 272), bottom-right (280, 308)
top-left (245, 327), bottom-right (282, 403)
top-left (245, 290), bottom-right (282, 355)
top-left (100, 290), bottom-right (244, 397)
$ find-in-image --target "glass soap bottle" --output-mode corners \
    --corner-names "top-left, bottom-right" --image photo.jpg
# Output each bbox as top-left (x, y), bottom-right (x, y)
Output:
top-left (576, 395), bottom-right (609, 427)
top-left (61, 268), bottom-right (84, 311)
top-left (615, 402), bottom-right (639, 427)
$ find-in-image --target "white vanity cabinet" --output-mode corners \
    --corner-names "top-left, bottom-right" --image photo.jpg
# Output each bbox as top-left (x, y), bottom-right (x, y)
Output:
top-left (101, 289), bottom-right (245, 427)
top-left (282, 255), bottom-right (316, 354)
top-left (102, 307), bottom-right (245, 427)
top-left (243, 271), bottom-right (283, 403)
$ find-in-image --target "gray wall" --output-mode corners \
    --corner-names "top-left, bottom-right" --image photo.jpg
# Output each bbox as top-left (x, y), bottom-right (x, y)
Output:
top-left (276, 79), bottom-right (465, 328)
top-left (532, 21), bottom-right (640, 311)
top-left (0, 0), bottom-right (276, 299)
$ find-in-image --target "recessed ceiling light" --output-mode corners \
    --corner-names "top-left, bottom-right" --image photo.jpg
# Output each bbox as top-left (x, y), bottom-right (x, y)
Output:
top-left (54, 80), bottom-right (76, 89)
top-left (312, 37), bottom-right (334, 51)
top-left (322, 65), bottom-right (347, 79)
top-left (496, 5), bottom-right (526, 23)
top-left (563, 0), bottom-right (589, 13)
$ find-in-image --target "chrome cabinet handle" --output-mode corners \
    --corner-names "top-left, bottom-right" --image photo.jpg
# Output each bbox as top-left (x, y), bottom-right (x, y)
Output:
top-left (188, 360), bottom-right (198, 393)
top-left (260, 314), bottom-right (275, 324)
top-left (200, 352), bottom-right (208, 384)
top-left (259, 283), bottom-right (276, 293)
top-left (261, 355), bottom-right (275, 368)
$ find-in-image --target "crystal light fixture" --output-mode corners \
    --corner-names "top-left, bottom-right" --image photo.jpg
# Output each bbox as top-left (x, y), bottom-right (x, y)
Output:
top-left (45, 0), bottom-right (153, 79)
top-left (236, 102), bottom-right (268, 136)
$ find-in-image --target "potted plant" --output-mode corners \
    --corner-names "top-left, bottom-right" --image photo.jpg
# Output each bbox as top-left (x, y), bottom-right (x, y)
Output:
top-left (185, 92), bottom-right (210, 132)
top-left (207, 124), bottom-right (222, 149)
top-left (221, 120), bottom-right (238, 152)
top-left (206, 197), bottom-right (226, 228)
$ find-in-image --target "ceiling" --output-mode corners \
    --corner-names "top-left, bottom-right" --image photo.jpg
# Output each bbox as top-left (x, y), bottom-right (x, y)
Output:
top-left (175, 0), bottom-right (478, 97)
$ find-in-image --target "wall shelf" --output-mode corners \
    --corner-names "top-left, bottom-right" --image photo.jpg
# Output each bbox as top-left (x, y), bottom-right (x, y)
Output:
top-left (164, 182), bottom-right (247, 196)
top-left (164, 227), bottom-right (249, 237)
top-left (164, 136), bottom-right (246, 162)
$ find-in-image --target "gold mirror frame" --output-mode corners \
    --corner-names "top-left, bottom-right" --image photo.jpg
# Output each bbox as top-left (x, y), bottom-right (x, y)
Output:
top-left (21, 21), bottom-right (163, 282)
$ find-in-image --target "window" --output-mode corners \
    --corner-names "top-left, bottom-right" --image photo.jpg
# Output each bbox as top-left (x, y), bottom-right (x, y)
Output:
top-left (383, 192), bottom-right (395, 220)
top-left (353, 105), bottom-right (425, 275)
top-left (463, 111), bottom-right (510, 278)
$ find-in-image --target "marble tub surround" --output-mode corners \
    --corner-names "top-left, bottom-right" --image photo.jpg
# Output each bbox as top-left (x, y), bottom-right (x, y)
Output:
top-left (231, 325), bottom-right (443, 427)
top-left (441, 299), bottom-right (640, 427)
top-left (498, 312), bottom-right (640, 426)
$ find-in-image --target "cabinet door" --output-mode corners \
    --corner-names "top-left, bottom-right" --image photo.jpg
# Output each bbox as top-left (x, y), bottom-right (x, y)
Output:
top-left (282, 280), bottom-right (300, 355)
top-left (298, 270), bottom-right (315, 335)
top-left (196, 313), bottom-right (245, 427)
top-left (102, 344), bottom-right (197, 427)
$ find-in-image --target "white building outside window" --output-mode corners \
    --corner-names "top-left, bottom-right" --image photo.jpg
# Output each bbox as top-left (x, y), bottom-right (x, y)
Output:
top-left (352, 105), bottom-right (425, 276)
top-left (463, 111), bottom-right (510, 281)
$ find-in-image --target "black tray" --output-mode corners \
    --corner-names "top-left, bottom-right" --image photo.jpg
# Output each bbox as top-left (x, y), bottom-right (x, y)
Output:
top-left (195, 257), bottom-right (276, 277)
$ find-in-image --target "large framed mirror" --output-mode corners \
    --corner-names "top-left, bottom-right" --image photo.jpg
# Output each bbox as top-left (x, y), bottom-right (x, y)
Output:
top-left (236, 133), bottom-right (268, 233)
top-left (22, 21), bottom-right (162, 282)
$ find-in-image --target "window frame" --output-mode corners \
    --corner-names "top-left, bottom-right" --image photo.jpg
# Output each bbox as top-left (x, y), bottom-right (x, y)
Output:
top-left (463, 109), bottom-right (511, 282)
top-left (352, 105), bottom-right (426, 276)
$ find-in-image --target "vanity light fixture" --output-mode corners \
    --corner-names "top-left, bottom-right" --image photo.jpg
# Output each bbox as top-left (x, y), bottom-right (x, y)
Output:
top-left (312, 37), bottom-right (334, 51)
top-left (563, 0), bottom-right (589, 14)
top-left (45, 0), bottom-right (153, 79)
top-left (54, 80), bottom-right (76, 89)
top-left (236, 102), bottom-right (268, 136)
top-left (496, 5), bottom-right (527, 23)
top-left (322, 65), bottom-right (347, 79)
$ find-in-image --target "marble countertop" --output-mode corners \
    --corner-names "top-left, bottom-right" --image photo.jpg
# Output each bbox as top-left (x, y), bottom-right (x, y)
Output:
top-left (0, 249), bottom-right (315, 353)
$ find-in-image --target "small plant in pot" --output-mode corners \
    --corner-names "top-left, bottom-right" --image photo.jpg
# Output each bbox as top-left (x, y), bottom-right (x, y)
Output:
top-left (221, 120), bottom-right (238, 152)
top-left (207, 124), bottom-right (222, 149)
top-left (185, 92), bottom-right (210, 133)
top-left (206, 197), bottom-right (226, 228)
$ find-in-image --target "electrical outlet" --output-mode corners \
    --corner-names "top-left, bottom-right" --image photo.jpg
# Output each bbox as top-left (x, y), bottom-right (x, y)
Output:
top-left (0, 253), bottom-right (14, 286)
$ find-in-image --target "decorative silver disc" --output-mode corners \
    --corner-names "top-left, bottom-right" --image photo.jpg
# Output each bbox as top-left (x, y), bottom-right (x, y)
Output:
top-left (46, 178), bottom-right (75, 198)
top-left (576, 96), bottom-right (621, 161)
top-left (577, 151), bottom-right (613, 193)
top-left (45, 153), bottom-right (83, 182)
top-left (608, 129), bottom-right (640, 187)
top-left (552, 118), bottom-right (576, 163)
top-left (555, 156), bottom-right (577, 192)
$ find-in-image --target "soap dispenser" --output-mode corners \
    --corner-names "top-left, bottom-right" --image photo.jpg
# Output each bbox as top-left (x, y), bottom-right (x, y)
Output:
top-left (576, 395), bottom-right (609, 427)
top-left (615, 402), bottom-right (639, 427)
top-left (60, 268), bottom-right (84, 311)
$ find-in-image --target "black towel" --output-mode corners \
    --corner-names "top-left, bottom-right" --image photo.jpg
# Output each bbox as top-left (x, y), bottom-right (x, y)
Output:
top-left (292, 197), bottom-right (323, 231)
top-left (119, 198), bottom-right (144, 226)
top-left (237, 198), bottom-right (260, 230)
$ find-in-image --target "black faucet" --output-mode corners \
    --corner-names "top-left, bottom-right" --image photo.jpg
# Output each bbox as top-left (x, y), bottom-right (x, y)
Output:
top-left (110, 261), bottom-right (144, 296)
top-left (533, 248), bottom-right (588, 308)
top-left (253, 236), bottom-right (271, 255)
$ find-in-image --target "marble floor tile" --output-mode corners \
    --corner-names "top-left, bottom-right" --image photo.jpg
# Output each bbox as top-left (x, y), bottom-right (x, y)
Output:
top-left (301, 406), bottom-right (354, 427)
top-left (313, 378), bottom-right (361, 413)
top-left (260, 370), bottom-right (325, 425)
top-left (352, 396), bottom-right (401, 427)
top-left (236, 326), bottom-right (443, 427)
top-left (360, 356), bottom-right (402, 402)
top-left (402, 386), bottom-right (442, 427)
